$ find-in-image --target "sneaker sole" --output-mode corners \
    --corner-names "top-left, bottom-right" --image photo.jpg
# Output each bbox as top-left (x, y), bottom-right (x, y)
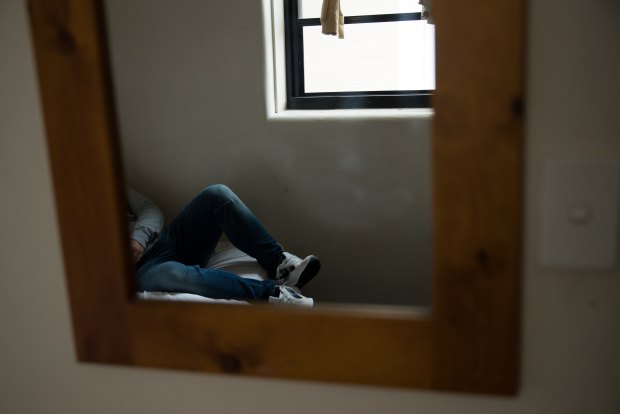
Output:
top-left (295, 256), bottom-right (321, 288)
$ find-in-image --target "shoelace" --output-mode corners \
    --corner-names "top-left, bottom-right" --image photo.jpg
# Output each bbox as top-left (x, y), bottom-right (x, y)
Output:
top-left (277, 254), bottom-right (302, 281)
top-left (280, 286), bottom-right (303, 303)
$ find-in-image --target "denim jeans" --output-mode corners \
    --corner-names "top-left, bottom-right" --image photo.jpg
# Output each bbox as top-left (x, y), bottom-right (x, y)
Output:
top-left (136, 184), bottom-right (282, 300)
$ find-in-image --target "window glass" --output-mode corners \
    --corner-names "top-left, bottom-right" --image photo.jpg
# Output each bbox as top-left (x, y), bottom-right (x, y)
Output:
top-left (298, 0), bottom-right (423, 19)
top-left (302, 21), bottom-right (435, 93)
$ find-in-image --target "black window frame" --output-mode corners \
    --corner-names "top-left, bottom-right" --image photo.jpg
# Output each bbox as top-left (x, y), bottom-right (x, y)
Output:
top-left (284, 0), bottom-right (434, 110)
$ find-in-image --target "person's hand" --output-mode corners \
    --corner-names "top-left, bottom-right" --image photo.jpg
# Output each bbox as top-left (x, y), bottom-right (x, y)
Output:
top-left (130, 239), bottom-right (145, 263)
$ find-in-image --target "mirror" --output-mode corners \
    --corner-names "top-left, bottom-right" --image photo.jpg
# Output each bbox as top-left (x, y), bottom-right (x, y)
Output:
top-left (104, 0), bottom-right (434, 308)
top-left (27, 0), bottom-right (523, 392)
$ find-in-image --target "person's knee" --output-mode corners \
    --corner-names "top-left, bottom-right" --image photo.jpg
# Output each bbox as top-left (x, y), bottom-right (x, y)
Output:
top-left (202, 184), bottom-right (234, 202)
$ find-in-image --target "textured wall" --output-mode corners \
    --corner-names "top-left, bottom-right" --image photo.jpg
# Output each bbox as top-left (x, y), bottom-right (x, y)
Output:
top-left (104, 0), bottom-right (433, 306)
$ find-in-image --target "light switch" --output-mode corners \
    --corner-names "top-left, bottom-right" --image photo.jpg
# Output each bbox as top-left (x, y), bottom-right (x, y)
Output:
top-left (540, 156), bottom-right (620, 269)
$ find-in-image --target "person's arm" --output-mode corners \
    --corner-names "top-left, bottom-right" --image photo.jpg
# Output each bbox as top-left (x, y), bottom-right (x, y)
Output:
top-left (127, 188), bottom-right (164, 262)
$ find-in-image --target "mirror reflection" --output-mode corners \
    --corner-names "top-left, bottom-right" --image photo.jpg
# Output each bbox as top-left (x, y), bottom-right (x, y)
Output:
top-left (105, 0), bottom-right (434, 308)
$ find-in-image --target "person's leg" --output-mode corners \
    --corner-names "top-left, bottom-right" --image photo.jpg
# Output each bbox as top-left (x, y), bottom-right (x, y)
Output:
top-left (164, 184), bottom-right (283, 275)
top-left (137, 260), bottom-right (278, 300)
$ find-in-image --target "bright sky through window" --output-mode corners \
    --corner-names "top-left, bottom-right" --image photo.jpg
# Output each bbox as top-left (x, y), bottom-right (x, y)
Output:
top-left (302, 19), bottom-right (435, 93)
top-left (285, 0), bottom-right (434, 108)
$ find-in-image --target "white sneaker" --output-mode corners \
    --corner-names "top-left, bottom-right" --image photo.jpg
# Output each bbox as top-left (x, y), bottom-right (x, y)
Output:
top-left (276, 252), bottom-right (321, 288)
top-left (269, 285), bottom-right (314, 308)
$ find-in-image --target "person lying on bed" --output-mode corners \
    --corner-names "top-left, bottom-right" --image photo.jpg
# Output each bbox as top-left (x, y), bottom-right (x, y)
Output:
top-left (127, 184), bottom-right (320, 307)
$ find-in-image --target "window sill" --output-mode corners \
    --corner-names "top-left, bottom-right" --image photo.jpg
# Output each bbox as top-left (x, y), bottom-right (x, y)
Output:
top-left (266, 107), bottom-right (434, 122)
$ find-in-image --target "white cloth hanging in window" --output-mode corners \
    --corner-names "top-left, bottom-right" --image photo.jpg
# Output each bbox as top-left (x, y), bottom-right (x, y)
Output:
top-left (418, 0), bottom-right (434, 24)
top-left (321, 0), bottom-right (344, 39)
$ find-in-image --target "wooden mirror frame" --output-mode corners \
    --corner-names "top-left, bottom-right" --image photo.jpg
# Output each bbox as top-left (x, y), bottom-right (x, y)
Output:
top-left (27, 0), bottom-right (524, 392)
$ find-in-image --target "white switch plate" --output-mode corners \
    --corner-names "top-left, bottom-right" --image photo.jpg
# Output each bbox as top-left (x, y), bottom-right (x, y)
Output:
top-left (540, 156), bottom-right (620, 269)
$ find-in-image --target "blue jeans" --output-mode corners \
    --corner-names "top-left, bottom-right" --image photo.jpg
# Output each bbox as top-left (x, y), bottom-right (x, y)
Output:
top-left (136, 185), bottom-right (282, 300)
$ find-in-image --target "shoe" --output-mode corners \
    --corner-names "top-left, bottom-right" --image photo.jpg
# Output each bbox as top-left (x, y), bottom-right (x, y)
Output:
top-left (269, 285), bottom-right (314, 308)
top-left (276, 252), bottom-right (321, 288)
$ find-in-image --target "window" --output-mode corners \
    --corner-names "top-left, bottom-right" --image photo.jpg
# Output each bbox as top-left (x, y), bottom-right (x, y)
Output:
top-left (284, 0), bottom-right (435, 110)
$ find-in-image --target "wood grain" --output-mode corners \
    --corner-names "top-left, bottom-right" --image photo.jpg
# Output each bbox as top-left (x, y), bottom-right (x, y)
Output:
top-left (432, 0), bottom-right (524, 393)
top-left (28, 0), bottom-right (133, 362)
top-left (27, 0), bottom-right (524, 392)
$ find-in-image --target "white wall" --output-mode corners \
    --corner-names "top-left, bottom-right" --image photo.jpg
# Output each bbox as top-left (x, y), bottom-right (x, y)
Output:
top-left (104, 0), bottom-right (433, 307)
top-left (1, 0), bottom-right (619, 413)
